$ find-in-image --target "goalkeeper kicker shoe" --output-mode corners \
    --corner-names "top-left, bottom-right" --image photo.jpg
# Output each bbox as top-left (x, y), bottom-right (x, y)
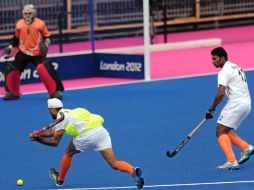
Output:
top-left (239, 145), bottom-right (254, 164)
top-left (51, 91), bottom-right (63, 100)
top-left (3, 92), bottom-right (19, 100)
top-left (132, 167), bottom-right (144, 189)
top-left (217, 161), bottom-right (239, 170)
top-left (49, 168), bottom-right (64, 186)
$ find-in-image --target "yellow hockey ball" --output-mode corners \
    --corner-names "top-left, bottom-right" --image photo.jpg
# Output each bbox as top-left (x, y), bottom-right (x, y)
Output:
top-left (17, 179), bottom-right (23, 186)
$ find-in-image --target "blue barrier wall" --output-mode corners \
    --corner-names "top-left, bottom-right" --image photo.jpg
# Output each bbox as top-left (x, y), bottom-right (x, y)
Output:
top-left (0, 53), bottom-right (144, 85)
top-left (95, 53), bottom-right (144, 79)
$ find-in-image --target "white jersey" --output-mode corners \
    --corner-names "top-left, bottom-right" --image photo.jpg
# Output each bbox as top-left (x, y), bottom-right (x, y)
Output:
top-left (218, 61), bottom-right (251, 104)
top-left (54, 110), bottom-right (86, 135)
top-left (54, 110), bottom-right (112, 152)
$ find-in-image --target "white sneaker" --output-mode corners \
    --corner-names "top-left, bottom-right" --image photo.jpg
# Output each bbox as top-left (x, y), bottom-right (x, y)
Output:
top-left (217, 161), bottom-right (239, 170)
top-left (239, 145), bottom-right (254, 164)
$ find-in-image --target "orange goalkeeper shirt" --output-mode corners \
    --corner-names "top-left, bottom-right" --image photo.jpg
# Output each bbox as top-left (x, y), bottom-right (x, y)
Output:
top-left (15, 17), bottom-right (51, 56)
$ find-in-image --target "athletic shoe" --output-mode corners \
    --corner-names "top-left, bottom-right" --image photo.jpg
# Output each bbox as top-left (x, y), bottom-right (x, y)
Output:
top-left (49, 168), bottom-right (64, 186)
top-left (51, 91), bottom-right (63, 100)
top-left (217, 161), bottom-right (240, 170)
top-left (3, 92), bottom-right (19, 100)
top-left (239, 145), bottom-right (254, 164)
top-left (132, 167), bottom-right (144, 189)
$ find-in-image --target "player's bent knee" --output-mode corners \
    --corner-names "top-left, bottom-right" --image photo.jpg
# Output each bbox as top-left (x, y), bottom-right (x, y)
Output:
top-left (65, 143), bottom-right (80, 156)
top-left (65, 149), bottom-right (80, 157)
top-left (111, 162), bottom-right (119, 170)
top-left (216, 129), bottom-right (224, 138)
top-left (216, 125), bottom-right (231, 137)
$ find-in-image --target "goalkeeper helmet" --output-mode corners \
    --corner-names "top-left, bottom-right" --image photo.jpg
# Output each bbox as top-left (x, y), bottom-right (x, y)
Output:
top-left (22, 4), bottom-right (37, 24)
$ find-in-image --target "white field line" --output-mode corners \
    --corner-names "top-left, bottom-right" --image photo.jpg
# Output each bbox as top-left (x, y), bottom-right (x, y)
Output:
top-left (0, 69), bottom-right (254, 97)
top-left (0, 71), bottom-right (216, 97)
top-left (49, 180), bottom-right (254, 190)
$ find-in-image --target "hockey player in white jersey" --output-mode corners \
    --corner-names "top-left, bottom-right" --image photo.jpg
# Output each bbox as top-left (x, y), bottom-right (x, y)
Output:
top-left (205, 47), bottom-right (253, 170)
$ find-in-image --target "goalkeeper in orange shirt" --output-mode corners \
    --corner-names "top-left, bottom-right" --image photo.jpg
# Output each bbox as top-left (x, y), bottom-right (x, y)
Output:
top-left (2, 4), bottom-right (64, 100)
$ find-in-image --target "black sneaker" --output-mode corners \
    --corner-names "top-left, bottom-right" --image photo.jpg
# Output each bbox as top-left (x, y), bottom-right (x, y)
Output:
top-left (49, 168), bottom-right (64, 187)
top-left (132, 167), bottom-right (144, 189)
top-left (51, 91), bottom-right (63, 100)
top-left (3, 92), bottom-right (19, 100)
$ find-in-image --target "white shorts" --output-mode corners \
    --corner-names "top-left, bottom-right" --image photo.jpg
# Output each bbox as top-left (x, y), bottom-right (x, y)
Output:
top-left (73, 125), bottom-right (112, 152)
top-left (217, 102), bottom-right (251, 129)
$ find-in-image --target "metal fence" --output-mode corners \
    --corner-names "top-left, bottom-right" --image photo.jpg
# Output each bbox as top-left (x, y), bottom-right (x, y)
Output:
top-left (0, 0), bottom-right (65, 34)
top-left (200, 0), bottom-right (254, 17)
top-left (0, 0), bottom-right (254, 39)
top-left (151, 0), bottom-right (195, 21)
top-left (95, 0), bottom-right (143, 25)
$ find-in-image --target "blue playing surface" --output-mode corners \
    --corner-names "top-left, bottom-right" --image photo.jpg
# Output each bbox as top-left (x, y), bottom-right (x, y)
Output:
top-left (0, 71), bottom-right (254, 190)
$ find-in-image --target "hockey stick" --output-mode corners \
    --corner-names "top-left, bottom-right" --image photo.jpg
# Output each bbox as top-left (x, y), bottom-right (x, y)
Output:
top-left (34, 112), bottom-right (65, 136)
top-left (166, 118), bottom-right (207, 158)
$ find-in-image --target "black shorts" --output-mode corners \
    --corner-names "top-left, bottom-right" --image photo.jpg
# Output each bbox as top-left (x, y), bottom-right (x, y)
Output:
top-left (13, 51), bottom-right (44, 71)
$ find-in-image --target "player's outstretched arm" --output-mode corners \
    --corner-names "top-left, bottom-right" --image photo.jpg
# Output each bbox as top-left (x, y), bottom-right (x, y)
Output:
top-left (31, 129), bottom-right (64, 147)
top-left (29, 128), bottom-right (55, 141)
top-left (39, 128), bottom-right (55, 137)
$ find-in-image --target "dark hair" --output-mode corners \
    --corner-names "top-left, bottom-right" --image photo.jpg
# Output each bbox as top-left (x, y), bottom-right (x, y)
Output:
top-left (55, 107), bottom-right (63, 111)
top-left (211, 47), bottom-right (228, 60)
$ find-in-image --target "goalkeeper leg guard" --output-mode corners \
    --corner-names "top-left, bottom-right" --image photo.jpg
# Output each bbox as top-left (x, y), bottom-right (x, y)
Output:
top-left (43, 60), bottom-right (64, 92)
top-left (37, 60), bottom-right (64, 99)
top-left (36, 63), bottom-right (57, 97)
top-left (4, 69), bottom-right (20, 99)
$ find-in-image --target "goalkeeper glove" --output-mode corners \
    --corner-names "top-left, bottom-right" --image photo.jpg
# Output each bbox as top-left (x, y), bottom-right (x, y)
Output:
top-left (3, 45), bottom-right (13, 59)
top-left (40, 38), bottom-right (51, 57)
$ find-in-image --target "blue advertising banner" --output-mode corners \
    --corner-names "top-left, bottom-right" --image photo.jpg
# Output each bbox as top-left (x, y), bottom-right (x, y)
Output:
top-left (95, 53), bottom-right (144, 79)
top-left (0, 53), bottom-right (95, 85)
top-left (0, 53), bottom-right (144, 86)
